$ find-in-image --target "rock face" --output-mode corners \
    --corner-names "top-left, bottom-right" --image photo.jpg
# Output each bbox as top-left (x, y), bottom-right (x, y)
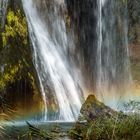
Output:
top-left (0, 0), bottom-right (43, 118)
top-left (128, 0), bottom-right (140, 44)
top-left (80, 95), bottom-right (116, 121)
top-left (66, 0), bottom-right (98, 91)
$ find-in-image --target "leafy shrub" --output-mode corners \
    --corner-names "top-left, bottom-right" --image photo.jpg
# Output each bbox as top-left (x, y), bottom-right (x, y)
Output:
top-left (2, 9), bottom-right (28, 47)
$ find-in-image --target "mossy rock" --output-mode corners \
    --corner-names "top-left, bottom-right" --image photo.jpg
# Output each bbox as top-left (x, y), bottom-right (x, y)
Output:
top-left (80, 95), bottom-right (117, 121)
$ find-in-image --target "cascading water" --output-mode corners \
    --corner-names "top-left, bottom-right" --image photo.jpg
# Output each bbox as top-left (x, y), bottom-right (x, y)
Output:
top-left (21, 0), bottom-right (133, 121)
top-left (22, 0), bottom-right (84, 121)
top-left (96, 0), bottom-right (132, 108)
top-left (0, 0), bottom-right (8, 28)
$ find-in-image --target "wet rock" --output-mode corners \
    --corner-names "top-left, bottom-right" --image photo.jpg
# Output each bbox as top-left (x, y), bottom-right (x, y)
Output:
top-left (128, 0), bottom-right (140, 44)
top-left (80, 95), bottom-right (117, 121)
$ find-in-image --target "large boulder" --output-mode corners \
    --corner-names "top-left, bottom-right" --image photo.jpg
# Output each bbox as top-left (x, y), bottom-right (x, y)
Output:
top-left (80, 95), bottom-right (117, 121)
top-left (69, 95), bottom-right (117, 139)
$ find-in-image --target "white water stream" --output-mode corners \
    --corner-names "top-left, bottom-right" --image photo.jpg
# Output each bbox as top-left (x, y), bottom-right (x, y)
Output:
top-left (22, 0), bottom-right (83, 121)
top-left (96, 0), bottom-right (132, 108)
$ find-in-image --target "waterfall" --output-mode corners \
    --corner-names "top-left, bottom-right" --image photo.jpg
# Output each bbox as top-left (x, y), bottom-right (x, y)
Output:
top-left (0, 0), bottom-right (8, 28)
top-left (96, 0), bottom-right (132, 108)
top-left (22, 0), bottom-right (84, 121)
top-left (22, 0), bottom-right (133, 120)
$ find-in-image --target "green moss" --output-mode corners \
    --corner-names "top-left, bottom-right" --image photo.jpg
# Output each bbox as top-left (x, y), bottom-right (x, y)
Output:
top-left (0, 65), bottom-right (20, 90)
top-left (2, 9), bottom-right (28, 47)
top-left (0, 8), bottom-right (39, 96)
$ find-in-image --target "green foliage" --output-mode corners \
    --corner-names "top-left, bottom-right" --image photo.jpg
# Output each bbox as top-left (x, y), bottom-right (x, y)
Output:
top-left (70, 100), bottom-right (140, 140)
top-left (0, 8), bottom-right (40, 115)
top-left (86, 114), bottom-right (140, 140)
top-left (0, 8), bottom-right (34, 92)
top-left (0, 64), bottom-right (20, 90)
top-left (70, 113), bottom-right (140, 140)
top-left (2, 9), bottom-right (28, 47)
